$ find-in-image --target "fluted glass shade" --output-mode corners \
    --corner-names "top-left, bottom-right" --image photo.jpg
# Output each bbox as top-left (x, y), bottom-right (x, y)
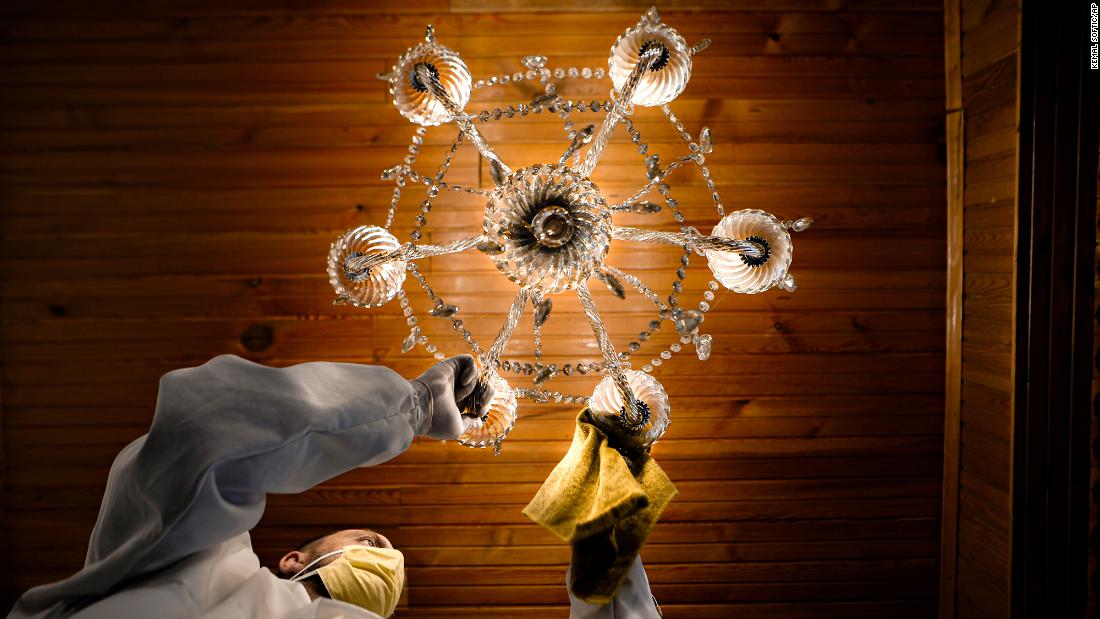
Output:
top-left (589, 370), bottom-right (671, 448)
top-left (458, 372), bottom-right (518, 449)
top-left (608, 21), bottom-right (692, 107)
top-left (389, 41), bottom-right (472, 126)
top-left (483, 164), bottom-right (612, 294)
top-left (706, 209), bottom-right (793, 294)
top-left (327, 226), bottom-right (406, 307)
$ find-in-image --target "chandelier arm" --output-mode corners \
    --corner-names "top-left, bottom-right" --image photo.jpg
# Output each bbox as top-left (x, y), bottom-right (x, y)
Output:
top-left (344, 235), bottom-right (485, 274)
top-left (530, 288), bottom-right (545, 371)
top-left (576, 280), bottom-right (643, 428)
top-left (578, 45), bottom-right (662, 177)
top-left (416, 64), bottom-right (512, 177)
top-left (612, 225), bottom-right (765, 259)
top-left (485, 287), bottom-right (530, 368)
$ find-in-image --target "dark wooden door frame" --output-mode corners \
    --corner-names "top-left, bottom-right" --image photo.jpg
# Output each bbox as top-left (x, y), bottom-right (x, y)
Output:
top-left (1011, 1), bottom-right (1098, 616)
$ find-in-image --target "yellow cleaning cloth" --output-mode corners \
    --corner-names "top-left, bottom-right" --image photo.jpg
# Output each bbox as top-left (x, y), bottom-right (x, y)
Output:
top-left (522, 409), bottom-right (677, 604)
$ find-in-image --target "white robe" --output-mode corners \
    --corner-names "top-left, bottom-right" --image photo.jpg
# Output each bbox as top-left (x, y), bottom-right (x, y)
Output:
top-left (9, 354), bottom-right (659, 618)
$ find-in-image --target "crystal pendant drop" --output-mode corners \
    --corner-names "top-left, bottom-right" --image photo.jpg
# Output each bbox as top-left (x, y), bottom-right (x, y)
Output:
top-left (699, 127), bottom-right (713, 154)
top-left (692, 38), bottom-right (712, 54)
top-left (631, 201), bottom-right (661, 214)
top-left (402, 328), bottom-right (419, 353)
top-left (490, 158), bottom-right (507, 185)
top-left (532, 87), bottom-right (557, 107)
top-left (533, 298), bottom-right (553, 327)
top-left (476, 239), bottom-right (505, 255)
top-left (533, 366), bottom-right (553, 385)
top-left (645, 154), bottom-right (660, 180)
top-left (694, 333), bottom-right (712, 360)
top-left (791, 217), bottom-right (814, 232)
top-left (598, 271), bottom-right (626, 299)
top-left (778, 273), bottom-right (797, 292)
top-left (429, 303), bottom-right (459, 317)
top-left (571, 125), bottom-right (595, 149)
top-left (673, 309), bottom-right (704, 335)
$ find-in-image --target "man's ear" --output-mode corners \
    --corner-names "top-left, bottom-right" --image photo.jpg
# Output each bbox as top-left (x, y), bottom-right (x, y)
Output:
top-left (278, 550), bottom-right (307, 577)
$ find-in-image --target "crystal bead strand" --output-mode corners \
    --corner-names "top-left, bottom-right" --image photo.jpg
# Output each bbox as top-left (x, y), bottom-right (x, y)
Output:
top-left (608, 112), bottom-right (713, 371)
top-left (661, 104), bottom-right (694, 143)
top-left (614, 115), bottom-right (695, 365)
top-left (601, 265), bottom-right (667, 364)
top-left (557, 96), bottom-right (579, 167)
top-left (404, 263), bottom-right (484, 361)
top-left (662, 104), bottom-right (725, 216)
top-left (636, 280), bottom-right (721, 375)
top-left (513, 386), bottom-right (592, 406)
top-left (530, 290), bottom-right (548, 382)
top-left (618, 115), bottom-right (650, 156)
top-left (658, 180), bottom-right (693, 318)
top-left (469, 99), bottom-right (610, 125)
top-left (551, 66), bottom-right (605, 81)
top-left (500, 358), bottom-right (602, 378)
top-left (396, 166), bottom-right (491, 197)
top-left (613, 152), bottom-right (703, 210)
top-left (472, 66), bottom-right (604, 90)
top-left (383, 127), bottom-right (426, 229)
top-left (398, 131), bottom-right (486, 360)
top-left (410, 130), bottom-right (464, 242)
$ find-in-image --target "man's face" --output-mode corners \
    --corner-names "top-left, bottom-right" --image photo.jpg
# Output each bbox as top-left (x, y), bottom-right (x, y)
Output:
top-left (310, 529), bottom-right (394, 562)
top-left (279, 528), bottom-right (394, 578)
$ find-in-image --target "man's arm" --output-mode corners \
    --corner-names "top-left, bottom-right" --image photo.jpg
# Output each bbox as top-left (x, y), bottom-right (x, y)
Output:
top-left (12, 354), bottom-right (446, 617)
top-left (87, 354), bottom-right (428, 567)
top-left (567, 556), bottom-right (662, 619)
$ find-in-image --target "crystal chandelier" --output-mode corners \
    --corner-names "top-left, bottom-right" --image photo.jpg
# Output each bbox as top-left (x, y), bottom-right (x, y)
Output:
top-left (327, 7), bottom-right (812, 455)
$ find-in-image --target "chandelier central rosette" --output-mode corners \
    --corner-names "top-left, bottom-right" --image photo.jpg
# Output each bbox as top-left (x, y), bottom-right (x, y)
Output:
top-left (484, 164), bottom-right (612, 294)
top-left (325, 6), bottom-right (813, 455)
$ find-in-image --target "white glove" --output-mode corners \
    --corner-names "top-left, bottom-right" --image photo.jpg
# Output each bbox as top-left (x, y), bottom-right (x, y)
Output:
top-left (409, 354), bottom-right (493, 440)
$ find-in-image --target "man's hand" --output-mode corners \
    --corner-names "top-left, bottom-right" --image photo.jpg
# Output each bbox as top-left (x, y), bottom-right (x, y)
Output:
top-left (410, 354), bottom-right (493, 440)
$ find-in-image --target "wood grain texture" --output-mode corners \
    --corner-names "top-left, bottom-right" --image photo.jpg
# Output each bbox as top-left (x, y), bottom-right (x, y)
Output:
top-left (0, 2), bottom-right (946, 616)
top-left (941, 5), bottom-right (964, 618)
top-left (939, 0), bottom-right (1019, 616)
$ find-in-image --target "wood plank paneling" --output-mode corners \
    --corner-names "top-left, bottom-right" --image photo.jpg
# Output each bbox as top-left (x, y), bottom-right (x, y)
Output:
top-left (0, 2), bottom-right (946, 616)
top-left (940, 0), bottom-right (1019, 616)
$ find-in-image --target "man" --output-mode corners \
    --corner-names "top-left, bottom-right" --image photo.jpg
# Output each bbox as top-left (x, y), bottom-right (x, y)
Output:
top-left (9, 353), bottom-right (659, 618)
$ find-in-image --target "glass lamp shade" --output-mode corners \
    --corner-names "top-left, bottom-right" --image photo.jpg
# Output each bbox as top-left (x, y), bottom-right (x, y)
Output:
top-left (458, 372), bottom-right (518, 449)
top-left (483, 164), bottom-right (612, 294)
top-left (389, 41), bottom-right (472, 126)
top-left (327, 226), bottom-right (406, 308)
top-left (608, 21), bottom-right (692, 107)
top-left (589, 370), bottom-right (671, 448)
top-left (706, 209), bottom-right (793, 294)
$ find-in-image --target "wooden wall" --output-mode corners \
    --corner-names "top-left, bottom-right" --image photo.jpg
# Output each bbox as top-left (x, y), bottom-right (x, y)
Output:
top-left (1091, 116), bottom-right (1100, 619)
top-left (0, 1), bottom-right (947, 616)
top-left (940, 0), bottom-right (1018, 616)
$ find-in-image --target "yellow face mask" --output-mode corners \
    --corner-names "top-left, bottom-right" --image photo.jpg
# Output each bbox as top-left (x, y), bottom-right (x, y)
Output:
top-left (289, 545), bottom-right (405, 617)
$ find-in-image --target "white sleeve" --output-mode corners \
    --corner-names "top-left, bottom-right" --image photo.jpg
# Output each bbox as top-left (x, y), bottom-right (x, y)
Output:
top-left (567, 556), bottom-right (662, 619)
top-left (11, 354), bottom-right (426, 618)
